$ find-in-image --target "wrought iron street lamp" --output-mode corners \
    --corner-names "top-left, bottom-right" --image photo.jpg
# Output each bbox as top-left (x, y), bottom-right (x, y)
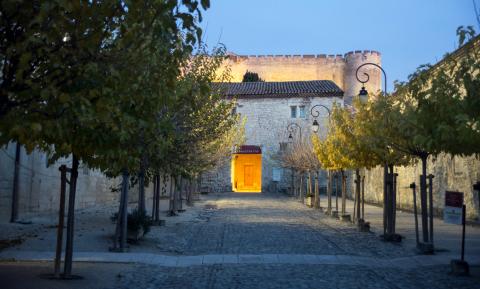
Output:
top-left (286, 122), bottom-right (301, 198)
top-left (355, 63), bottom-right (401, 240)
top-left (355, 62), bottom-right (387, 97)
top-left (309, 104), bottom-right (331, 211)
top-left (287, 122), bottom-right (302, 141)
top-left (310, 104), bottom-right (331, 134)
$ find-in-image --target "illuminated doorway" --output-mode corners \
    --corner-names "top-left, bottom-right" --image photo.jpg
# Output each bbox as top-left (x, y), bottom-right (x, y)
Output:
top-left (231, 145), bottom-right (262, 193)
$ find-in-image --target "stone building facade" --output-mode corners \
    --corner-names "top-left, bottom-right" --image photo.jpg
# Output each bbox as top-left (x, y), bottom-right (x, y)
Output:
top-left (202, 50), bottom-right (383, 193)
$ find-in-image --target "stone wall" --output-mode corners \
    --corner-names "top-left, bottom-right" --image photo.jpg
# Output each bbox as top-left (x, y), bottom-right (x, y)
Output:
top-left (0, 143), bottom-right (172, 223)
top-left (225, 51), bottom-right (382, 97)
top-left (201, 162), bottom-right (231, 193)
top-left (346, 154), bottom-right (480, 220)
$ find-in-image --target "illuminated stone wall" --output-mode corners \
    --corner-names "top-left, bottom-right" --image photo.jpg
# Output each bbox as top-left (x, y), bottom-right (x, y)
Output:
top-left (224, 51), bottom-right (382, 98)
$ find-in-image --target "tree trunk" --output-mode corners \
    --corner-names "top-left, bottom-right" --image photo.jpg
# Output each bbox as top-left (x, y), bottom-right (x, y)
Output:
top-left (187, 179), bottom-right (193, 206)
top-left (314, 171), bottom-right (320, 209)
top-left (335, 173), bottom-right (339, 212)
top-left (307, 170), bottom-right (313, 196)
top-left (151, 174), bottom-right (156, 219)
top-left (327, 170), bottom-right (332, 214)
top-left (113, 170), bottom-right (129, 252)
top-left (168, 175), bottom-right (176, 215)
top-left (138, 165), bottom-right (146, 213)
top-left (177, 176), bottom-right (183, 211)
top-left (299, 173), bottom-right (304, 202)
top-left (291, 168), bottom-right (295, 196)
top-left (10, 142), bottom-right (21, 223)
top-left (152, 173), bottom-right (160, 222)
top-left (63, 154), bottom-right (79, 277)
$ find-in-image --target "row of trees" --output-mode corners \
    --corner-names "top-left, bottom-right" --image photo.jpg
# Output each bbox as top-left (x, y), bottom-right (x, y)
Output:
top-left (1, 0), bottom-right (244, 277)
top-left (280, 28), bottom-right (479, 250)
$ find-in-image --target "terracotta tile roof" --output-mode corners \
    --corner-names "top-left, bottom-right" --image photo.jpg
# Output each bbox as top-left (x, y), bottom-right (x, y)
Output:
top-left (234, 145), bottom-right (262, 154)
top-left (213, 80), bottom-right (344, 98)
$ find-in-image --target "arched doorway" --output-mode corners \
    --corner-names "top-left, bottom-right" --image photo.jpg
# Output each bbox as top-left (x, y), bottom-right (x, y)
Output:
top-left (231, 145), bottom-right (262, 193)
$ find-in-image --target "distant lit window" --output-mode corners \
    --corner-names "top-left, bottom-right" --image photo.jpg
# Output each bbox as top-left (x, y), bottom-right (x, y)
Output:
top-left (290, 106), bottom-right (297, 118)
top-left (299, 106), bottom-right (306, 118)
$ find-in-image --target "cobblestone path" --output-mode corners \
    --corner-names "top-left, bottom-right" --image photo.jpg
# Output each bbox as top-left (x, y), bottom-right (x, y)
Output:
top-left (113, 193), bottom-right (479, 289)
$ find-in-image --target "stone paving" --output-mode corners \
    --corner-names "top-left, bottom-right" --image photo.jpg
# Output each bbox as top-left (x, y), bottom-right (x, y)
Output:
top-left (115, 263), bottom-right (479, 289)
top-left (1, 192), bottom-right (480, 289)
top-left (146, 193), bottom-right (413, 258)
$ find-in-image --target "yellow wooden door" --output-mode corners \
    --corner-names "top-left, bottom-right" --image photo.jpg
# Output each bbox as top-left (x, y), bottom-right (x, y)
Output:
top-left (244, 165), bottom-right (254, 186)
top-left (231, 153), bottom-right (262, 193)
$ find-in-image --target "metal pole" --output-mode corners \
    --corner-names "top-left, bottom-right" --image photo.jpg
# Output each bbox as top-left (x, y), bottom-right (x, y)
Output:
top-left (410, 182), bottom-right (420, 246)
top-left (361, 176), bottom-right (365, 220)
top-left (355, 169), bottom-right (361, 223)
top-left (383, 165), bottom-right (388, 236)
top-left (356, 62), bottom-right (392, 236)
top-left (341, 172), bottom-right (346, 215)
top-left (353, 181), bottom-right (357, 222)
top-left (63, 155), bottom-right (79, 277)
top-left (327, 171), bottom-right (332, 214)
top-left (461, 204), bottom-right (466, 261)
top-left (428, 174), bottom-right (435, 245)
top-left (155, 174), bottom-right (160, 221)
top-left (393, 172), bottom-right (398, 233)
top-left (120, 170), bottom-right (129, 250)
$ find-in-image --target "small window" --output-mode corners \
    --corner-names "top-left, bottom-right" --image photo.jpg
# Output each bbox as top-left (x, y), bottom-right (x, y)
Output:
top-left (299, 106), bottom-right (306, 118)
top-left (290, 106), bottom-right (297, 118)
top-left (279, 142), bottom-right (288, 152)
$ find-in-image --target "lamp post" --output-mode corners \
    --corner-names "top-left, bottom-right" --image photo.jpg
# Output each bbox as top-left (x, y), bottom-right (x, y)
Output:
top-left (310, 104), bottom-right (331, 211)
top-left (286, 123), bottom-right (301, 198)
top-left (355, 63), bottom-right (400, 240)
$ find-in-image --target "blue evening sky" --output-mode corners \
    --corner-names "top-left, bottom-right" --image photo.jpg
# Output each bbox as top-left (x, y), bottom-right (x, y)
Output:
top-left (200, 0), bottom-right (477, 91)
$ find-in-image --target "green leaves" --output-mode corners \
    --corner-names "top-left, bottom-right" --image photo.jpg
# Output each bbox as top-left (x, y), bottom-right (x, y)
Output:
top-left (0, 0), bottom-right (214, 177)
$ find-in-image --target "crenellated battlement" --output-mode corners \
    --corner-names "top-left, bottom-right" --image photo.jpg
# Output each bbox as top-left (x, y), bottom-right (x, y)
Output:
top-left (228, 50), bottom-right (380, 62)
